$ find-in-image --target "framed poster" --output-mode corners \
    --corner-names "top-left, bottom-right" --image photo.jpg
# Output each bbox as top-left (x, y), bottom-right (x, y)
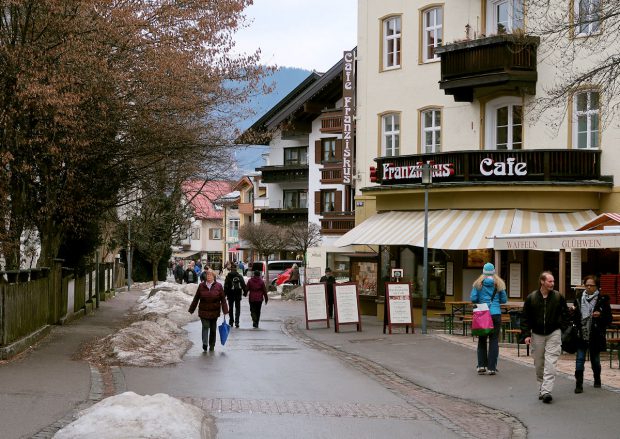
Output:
top-left (509, 263), bottom-right (521, 298)
top-left (334, 282), bottom-right (361, 332)
top-left (570, 249), bottom-right (582, 286)
top-left (466, 249), bottom-right (492, 268)
top-left (303, 283), bottom-right (329, 329)
top-left (385, 282), bottom-right (414, 334)
top-left (445, 262), bottom-right (454, 296)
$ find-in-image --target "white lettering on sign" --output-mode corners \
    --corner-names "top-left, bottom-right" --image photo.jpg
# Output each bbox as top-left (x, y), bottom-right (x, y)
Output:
top-left (342, 51), bottom-right (355, 184)
top-left (382, 161), bottom-right (455, 181)
top-left (480, 157), bottom-right (527, 176)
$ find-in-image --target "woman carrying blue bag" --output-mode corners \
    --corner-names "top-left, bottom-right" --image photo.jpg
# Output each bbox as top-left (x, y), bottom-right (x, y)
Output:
top-left (470, 263), bottom-right (507, 376)
top-left (188, 270), bottom-right (229, 352)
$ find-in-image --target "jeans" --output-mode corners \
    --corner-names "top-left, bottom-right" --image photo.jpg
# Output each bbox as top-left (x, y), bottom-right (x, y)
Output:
top-left (200, 318), bottom-right (217, 348)
top-left (249, 301), bottom-right (263, 326)
top-left (477, 314), bottom-right (502, 371)
top-left (531, 329), bottom-right (562, 395)
top-left (576, 345), bottom-right (601, 373)
top-left (227, 297), bottom-right (241, 325)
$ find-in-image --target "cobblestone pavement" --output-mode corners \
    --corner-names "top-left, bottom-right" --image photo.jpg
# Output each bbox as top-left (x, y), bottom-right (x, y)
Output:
top-left (283, 317), bottom-right (527, 439)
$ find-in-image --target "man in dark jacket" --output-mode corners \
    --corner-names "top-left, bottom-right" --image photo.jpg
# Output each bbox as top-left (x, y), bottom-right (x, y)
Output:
top-left (520, 271), bottom-right (569, 404)
top-left (174, 261), bottom-right (185, 284)
top-left (184, 261), bottom-right (198, 284)
top-left (320, 267), bottom-right (336, 318)
top-left (224, 264), bottom-right (247, 328)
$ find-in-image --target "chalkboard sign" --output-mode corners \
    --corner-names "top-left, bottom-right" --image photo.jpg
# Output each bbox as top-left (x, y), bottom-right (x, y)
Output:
top-left (385, 282), bottom-right (414, 334)
top-left (334, 282), bottom-right (361, 332)
top-left (303, 283), bottom-right (329, 329)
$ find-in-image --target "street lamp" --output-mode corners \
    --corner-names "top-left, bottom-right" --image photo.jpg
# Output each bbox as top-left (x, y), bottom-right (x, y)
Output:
top-left (421, 163), bottom-right (433, 334)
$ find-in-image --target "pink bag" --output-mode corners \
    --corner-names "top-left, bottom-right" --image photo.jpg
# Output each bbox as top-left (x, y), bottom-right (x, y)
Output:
top-left (472, 303), bottom-right (494, 336)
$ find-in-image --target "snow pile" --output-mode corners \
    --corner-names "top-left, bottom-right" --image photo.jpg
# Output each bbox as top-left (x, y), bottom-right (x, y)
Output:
top-left (53, 392), bottom-right (210, 439)
top-left (135, 281), bottom-right (199, 326)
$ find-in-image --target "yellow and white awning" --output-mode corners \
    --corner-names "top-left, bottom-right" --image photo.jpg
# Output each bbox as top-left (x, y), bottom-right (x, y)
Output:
top-left (334, 209), bottom-right (597, 250)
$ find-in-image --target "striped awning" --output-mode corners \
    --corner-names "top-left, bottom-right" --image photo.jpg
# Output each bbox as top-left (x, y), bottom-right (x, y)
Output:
top-left (334, 209), bottom-right (597, 250)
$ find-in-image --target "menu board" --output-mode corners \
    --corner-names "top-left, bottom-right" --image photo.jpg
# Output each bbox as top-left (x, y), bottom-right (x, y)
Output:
top-left (304, 283), bottom-right (328, 322)
top-left (509, 263), bottom-right (521, 298)
top-left (334, 283), bottom-right (360, 324)
top-left (386, 283), bottom-right (412, 324)
top-left (570, 249), bottom-right (582, 286)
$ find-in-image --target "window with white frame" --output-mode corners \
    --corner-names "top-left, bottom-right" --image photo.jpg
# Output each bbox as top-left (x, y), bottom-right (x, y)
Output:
top-left (191, 227), bottom-right (200, 240)
top-left (322, 191), bottom-right (335, 213)
top-left (486, 0), bottom-right (524, 34)
top-left (422, 7), bottom-right (443, 62)
top-left (382, 113), bottom-right (400, 156)
top-left (485, 97), bottom-right (523, 150)
top-left (209, 228), bottom-right (222, 240)
top-left (229, 219), bottom-right (239, 239)
top-left (383, 16), bottom-right (401, 70)
top-left (421, 108), bottom-right (441, 153)
top-left (575, 0), bottom-right (601, 36)
top-left (573, 90), bottom-right (600, 149)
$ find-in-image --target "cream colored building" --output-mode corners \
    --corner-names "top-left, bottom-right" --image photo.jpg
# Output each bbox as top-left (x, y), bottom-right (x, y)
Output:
top-left (344, 0), bottom-right (620, 315)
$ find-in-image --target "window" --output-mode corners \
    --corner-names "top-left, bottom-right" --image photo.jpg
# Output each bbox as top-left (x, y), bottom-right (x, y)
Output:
top-left (191, 227), bottom-right (200, 240)
top-left (486, 0), bottom-right (524, 34)
top-left (283, 190), bottom-right (308, 209)
top-left (573, 90), bottom-right (600, 149)
top-left (229, 219), bottom-right (239, 239)
top-left (322, 138), bottom-right (337, 162)
top-left (284, 147), bottom-right (308, 165)
top-left (209, 228), bottom-right (222, 240)
top-left (422, 7), bottom-right (443, 62)
top-left (485, 97), bottom-right (523, 150)
top-left (322, 191), bottom-right (335, 213)
top-left (421, 108), bottom-right (441, 153)
top-left (382, 16), bottom-right (401, 70)
top-left (381, 113), bottom-right (400, 156)
top-left (575, 0), bottom-right (600, 36)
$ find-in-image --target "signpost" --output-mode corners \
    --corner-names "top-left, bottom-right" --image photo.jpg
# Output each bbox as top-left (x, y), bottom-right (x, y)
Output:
top-left (303, 283), bottom-right (329, 329)
top-left (384, 282), bottom-right (414, 334)
top-left (334, 282), bottom-right (362, 333)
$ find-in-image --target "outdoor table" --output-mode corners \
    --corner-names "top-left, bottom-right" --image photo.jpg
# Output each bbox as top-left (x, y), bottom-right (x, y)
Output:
top-left (443, 301), bottom-right (472, 335)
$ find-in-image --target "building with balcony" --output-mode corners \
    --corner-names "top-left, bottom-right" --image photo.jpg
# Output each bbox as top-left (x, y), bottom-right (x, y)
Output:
top-left (244, 53), bottom-right (358, 278)
top-left (233, 173), bottom-right (266, 263)
top-left (341, 1), bottom-right (620, 316)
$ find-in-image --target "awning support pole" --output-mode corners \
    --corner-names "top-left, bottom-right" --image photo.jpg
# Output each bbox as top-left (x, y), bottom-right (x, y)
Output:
top-left (494, 250), bottom-right (501, 279)
top-left (559, 249), bottom-right (566, 295)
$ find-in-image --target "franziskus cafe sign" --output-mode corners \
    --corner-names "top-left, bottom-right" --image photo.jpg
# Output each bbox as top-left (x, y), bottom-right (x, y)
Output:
top-left (380, 156), bottom-right (528, 182)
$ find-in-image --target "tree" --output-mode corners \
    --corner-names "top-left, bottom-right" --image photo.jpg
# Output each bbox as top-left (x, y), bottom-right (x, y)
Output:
top-left (0, 1), bottom-right (269, 270)
top-left (286, 222), bottom-right (322, 268)
top-left (239, 222), bottom-right (286, 283)
top-left (522, 1), bottom-right (620, 126)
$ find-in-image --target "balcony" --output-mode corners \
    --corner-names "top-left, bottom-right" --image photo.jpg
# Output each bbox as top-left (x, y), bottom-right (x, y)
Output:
top-left (320, 211), bottom-right (355, 235)
top-left (373, 149), bottom-right (607, 185)
top-left (435, 35), bottom-right (540, 102)
top-left (257, 164), bottom-right (308, 183)
top-left (238, 202), bottom-right (253, 215)
top-left (320, 111), bottom-right (343, 133)
top-left (261, 208), bottom-right (308, 225)
top-left (321, 163), bottom-right (343, 184)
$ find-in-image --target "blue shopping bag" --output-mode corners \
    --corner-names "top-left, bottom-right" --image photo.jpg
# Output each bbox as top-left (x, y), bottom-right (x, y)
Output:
top-left (218, 320), bottom-right (230, 346)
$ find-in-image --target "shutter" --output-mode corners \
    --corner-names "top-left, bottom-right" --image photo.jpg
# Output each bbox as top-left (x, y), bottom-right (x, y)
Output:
top-left (335, 139), bottom-right (343, 160)
top-left (314, 191), bottom-right (322, 215)
top-left (315, 140), bottom-right (322, 164)
top-left (335, 191), bottom-right (342, 213)
top-left (209, 229), bottom-right (213, 239)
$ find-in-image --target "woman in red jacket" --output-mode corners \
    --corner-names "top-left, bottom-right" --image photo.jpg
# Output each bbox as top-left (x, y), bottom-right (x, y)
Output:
top-left (188, 270), bottom-right (228, 351)
top-left (247, 270), bottom-right (269, 328)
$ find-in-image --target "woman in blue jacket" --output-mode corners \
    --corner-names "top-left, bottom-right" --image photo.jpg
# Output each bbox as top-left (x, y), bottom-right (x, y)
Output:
top-left (470, 262), bottom-right (507, 375)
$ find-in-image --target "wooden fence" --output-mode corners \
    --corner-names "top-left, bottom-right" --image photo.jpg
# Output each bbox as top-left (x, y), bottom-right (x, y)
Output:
top-left (0, 259), bottom-right (126, 351)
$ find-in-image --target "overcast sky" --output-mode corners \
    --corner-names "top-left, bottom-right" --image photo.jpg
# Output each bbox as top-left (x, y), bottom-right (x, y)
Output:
top-left (234, 0), bottom-right (357, 72)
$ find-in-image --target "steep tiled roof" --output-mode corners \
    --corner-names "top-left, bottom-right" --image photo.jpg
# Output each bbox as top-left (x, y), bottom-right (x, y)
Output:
top-left (183, 180), bottom-right (233, 220)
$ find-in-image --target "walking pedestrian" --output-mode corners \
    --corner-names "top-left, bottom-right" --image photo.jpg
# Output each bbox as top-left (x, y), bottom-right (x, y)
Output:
top-left (247, 270), bottom-right (268, 328)
top-left (520, 271), bottom-right (569, 403)
top-left (184, 261), bottom-right (198, 284)
top-left (470, 262), bottom-right (507, 376)
top-left (188, 270), bottom-right (228, 352)
top-left (174, 261), bottom-right (185, 284)
top-left (224, 263), bottom-right (247, 328)
top-left (289, 263), bottom-right (300, 286)
top-left (320, 267), bottom-right (336, 318)
top-left (572, 275), bottom-right (612, 393)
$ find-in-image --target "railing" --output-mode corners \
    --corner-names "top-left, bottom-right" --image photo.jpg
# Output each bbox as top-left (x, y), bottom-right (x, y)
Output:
top-left (238, 202), bottom-right (253, 215)
top-left (257, 164), bottom-right (308, 183)
top-left (321, 164), bottom-right (343, 184)
top-left (320, 212), bottom-right (355, 235)
top-left (320, 111), bottom-right (343, 133)
top-left (254, 198), bottom-right (269, 209)
top-left (373, 149), bottom-right (603, 185)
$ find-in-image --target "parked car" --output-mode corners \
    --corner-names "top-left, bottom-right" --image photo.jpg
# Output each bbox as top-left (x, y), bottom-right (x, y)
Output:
top-left (251, 260), bottom-right (298, 285)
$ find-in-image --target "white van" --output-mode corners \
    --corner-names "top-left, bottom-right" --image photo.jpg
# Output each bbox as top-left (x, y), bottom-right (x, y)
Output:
top-left (251, 260), bottom-right (299, 285)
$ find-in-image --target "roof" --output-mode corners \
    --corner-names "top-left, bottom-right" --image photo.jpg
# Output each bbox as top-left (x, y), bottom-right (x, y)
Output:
top-left (577, 213), bottom-right (620, 230)
top-left (183, 180), bottom-right (233, 220)
top-left (233, 176), bottom-right (253, 192)
top-left (218, 190), bottom-right (240, 204)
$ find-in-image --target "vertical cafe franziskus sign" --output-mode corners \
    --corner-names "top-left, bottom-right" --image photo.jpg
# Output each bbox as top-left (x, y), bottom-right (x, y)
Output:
top-left (342, 51), bottom-right (355, 184)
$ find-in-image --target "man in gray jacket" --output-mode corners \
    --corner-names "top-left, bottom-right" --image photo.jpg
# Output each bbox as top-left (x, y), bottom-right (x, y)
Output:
top-left (521, 271), bottom-right (569, 404)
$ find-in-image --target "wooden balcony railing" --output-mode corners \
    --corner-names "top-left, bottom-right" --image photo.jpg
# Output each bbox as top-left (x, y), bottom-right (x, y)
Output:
top-left (320, 212), bottom-right (355, 235)
top-left (257, 164), bottom-right (308, 183)
top-left (321, 163), bottom-right (343, 183)
top-left (373, 149), bottom-right (605, 185)
top-left (238, 202), bottom-right (253, 215)
top-left (436, 35), bottom-right (540, 102)
top-left (320, 111), bottom-right (343, 133)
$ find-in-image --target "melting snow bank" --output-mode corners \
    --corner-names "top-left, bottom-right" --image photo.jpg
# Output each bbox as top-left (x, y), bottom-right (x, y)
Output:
top-left (82, 282), bottom-right (200, 367)
top-left (53, 392), bottom-right (211, 439)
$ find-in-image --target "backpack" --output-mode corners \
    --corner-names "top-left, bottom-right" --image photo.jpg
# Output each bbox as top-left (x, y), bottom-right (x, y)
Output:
top-left (232, 275), bottom-right (242, 292)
